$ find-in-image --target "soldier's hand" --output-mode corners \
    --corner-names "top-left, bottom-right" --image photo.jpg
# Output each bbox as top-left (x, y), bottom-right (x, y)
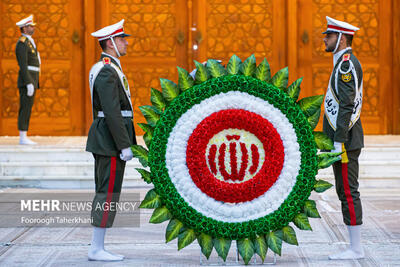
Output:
top-left (120, 147), bottom-right (133, 161)
top-left (26, 83), bottom-right (35, 97)
top-left (331, 142), bottom-right (343, 159)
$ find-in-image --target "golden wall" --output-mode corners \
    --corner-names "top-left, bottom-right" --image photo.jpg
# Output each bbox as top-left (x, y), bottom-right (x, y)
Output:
top-left (0, 0), bottom-right (398, 135)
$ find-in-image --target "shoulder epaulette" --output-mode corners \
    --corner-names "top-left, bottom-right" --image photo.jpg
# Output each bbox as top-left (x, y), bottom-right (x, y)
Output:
top-left (19, 36), bottom-right (27, 42)
top-left (343, 54), bottom-right (350, 62)
top-left (102, 57), bottom-right (111, 65)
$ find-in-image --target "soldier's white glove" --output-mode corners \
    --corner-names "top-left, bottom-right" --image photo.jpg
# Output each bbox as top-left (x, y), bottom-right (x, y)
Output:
top-left (26, 83), bottom-right (34, 97)
top-left (331, 141), bottom-right (343, 159)
top-left (120, 147), bottom-right (133, 161)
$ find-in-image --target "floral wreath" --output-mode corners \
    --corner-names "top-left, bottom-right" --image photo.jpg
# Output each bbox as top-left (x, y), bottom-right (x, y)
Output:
top-left (132, 55), bottom-right (340, 264)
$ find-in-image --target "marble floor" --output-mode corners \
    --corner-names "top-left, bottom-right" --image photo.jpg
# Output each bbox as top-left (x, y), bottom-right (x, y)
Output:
top-left (0, 136), bottom-right (399, 266)
top-left (0, 185), bottom-right (399, 267)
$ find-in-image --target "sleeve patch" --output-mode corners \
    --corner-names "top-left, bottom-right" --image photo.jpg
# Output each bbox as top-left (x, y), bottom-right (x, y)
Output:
top-left (341, 73), bottom-right (352, 82)
top-left (343, 54), bottom-right (350, 61)
top-left (102, 57), bottom-right (111, 65)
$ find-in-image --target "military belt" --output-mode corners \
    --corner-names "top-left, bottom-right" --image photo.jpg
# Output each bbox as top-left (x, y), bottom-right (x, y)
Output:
top-left (28, 66), bottom-right (40, 72)
top-left (97, 110), bottom-right (133, 117)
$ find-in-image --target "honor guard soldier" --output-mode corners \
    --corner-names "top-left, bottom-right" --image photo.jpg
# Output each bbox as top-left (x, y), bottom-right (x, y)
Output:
top-left (86, 19), bottom-right (136, 262)
top-left (322, 16), bottom-right (364, 260)
top-left (15, 15), bottom-right (41, 145)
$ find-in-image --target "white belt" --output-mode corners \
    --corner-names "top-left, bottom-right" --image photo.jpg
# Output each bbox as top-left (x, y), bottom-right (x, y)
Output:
top-left (28, 66), bottom-right (40, 72)
top-left (97, 110), bottom-right (133, 117)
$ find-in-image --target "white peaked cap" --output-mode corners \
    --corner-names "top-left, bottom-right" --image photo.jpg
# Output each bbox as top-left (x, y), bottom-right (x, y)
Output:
top-left (322, 16), bottom-right (359, 35)
top-left (16, 15), bottom-right (36, 27)
top-left (91, 19), bottom-right (130, 41)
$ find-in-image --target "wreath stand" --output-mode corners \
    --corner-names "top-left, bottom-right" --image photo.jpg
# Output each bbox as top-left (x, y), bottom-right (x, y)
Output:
top-left (199, 241), bottom-right (277, 266)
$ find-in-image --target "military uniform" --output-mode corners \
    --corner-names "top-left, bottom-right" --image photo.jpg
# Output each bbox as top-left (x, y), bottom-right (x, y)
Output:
top-left (86, 53), bottom-right (136, 228)
top-left (16, 33), bottom-right (40, 131)
top-left (323, 48), bottom-right (364, 226)
top-left (86, 19), bottom-right (134, 262)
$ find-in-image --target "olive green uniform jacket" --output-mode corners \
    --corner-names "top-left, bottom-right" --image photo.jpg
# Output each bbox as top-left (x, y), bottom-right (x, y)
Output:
top-left (16, 35), bottom-right (40, 89)
top-left (323, 49), bottom-right (364, 151)
top-left (86, 54), bottom-right (136, 156)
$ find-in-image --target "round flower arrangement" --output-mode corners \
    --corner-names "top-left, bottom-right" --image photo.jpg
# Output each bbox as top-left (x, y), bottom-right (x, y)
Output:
top-left (132, 55), bottom-right (340, 264)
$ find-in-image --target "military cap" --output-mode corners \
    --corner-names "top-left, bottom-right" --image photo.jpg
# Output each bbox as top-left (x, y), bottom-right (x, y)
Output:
top-left (91, 19), bottom-right (130, 41)
top-left (322, 16), bottom-right (359, 35)
top-left (16, 15), bottom-right (36, 28)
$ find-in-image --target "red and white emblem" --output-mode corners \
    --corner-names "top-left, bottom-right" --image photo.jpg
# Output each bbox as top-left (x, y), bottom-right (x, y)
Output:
top-left (186, 109), bottom-right (284, 203)
top-left (165, 91), bottom-right (301, 223)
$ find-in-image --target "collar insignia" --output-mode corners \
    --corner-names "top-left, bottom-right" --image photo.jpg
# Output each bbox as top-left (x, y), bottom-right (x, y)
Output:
top-left (103, 57), bottom-right (111, 65)
top-left (343, 54), bottom-right (350, 61)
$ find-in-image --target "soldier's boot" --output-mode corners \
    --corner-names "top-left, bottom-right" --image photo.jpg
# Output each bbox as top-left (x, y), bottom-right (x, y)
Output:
top-left (329, 225), bottom-right (364, 260)
top-left (19, 131), bottom-right (37, 145)
top-left (88, 227), bottom-right (124, 261)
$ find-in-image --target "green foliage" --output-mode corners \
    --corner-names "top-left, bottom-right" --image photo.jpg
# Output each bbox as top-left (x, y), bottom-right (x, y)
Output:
top-left (178, 229), bottom-right (197, 250)
top-left (254, 58), bottom-right (271, 82)
top-left (150, 88), bottom-right (166, 111)
top-left (266, 230), bottom-right (283, 256)
top-left (194, 60), bottom-right (209, 84)
top-left (240, 55), bottom-right (256, 76)
top-left (213, 237), bottom-right (232, 261)
top-left (143, 131), bottom-right (153, 148)
top-left (293, 213), bottom-right (312, 231)
top-left (303, 200), bottom-right (321, 218)
top-left (138, 123), bottom-right (154, 148)
top-left (137, 123), bottom-right (154, 134)
top-left (318, 153), bottom-right (342, 169)
top-left (313, 131), bottom-right (334, 150)
top-left (139, 106), bottom-right (160, 127)
top-left (130, 145), bottom-right (148, 167)
top-left (166, 219), bottom-right (184, 243)
top-left (226, 54), bottom-right (242, 75)
top-left (281, 226), bottom-right (298, 245)
top-left (207, 59), bottom-right (227, 78)
top-left (286, 77), bottom-right (303, 101)
top-left (298, 95), bottom-right (324, 117)
top-left (307, 109), bottom-right (321, 130)
top-left (139, 189), bottom-right (162, 209)
top-left (198, 233), bottom-right (213, 259)
top-left (237, 238), bottom-right (255, 265)
top-left (177, 66), bottom-right (194, 91)
top-left (149, 206), bottom-right (172, 224)
top-left (160, 78), bottom-right (179, 104)
top-left (253, 235), bottom-right (268, 262)
top-left (314, 179), bottom-right (333, 193)
top-left (135, 168), bottom-right (151, 184)
top-left (272, 67), bottom-right (289, 89)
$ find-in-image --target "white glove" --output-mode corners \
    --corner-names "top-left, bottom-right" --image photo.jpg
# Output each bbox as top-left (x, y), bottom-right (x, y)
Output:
top-left (331, 141), bottom-right (343, 158)
top-left (120, 147), bottom-right (133, 161)
top-left (27, 83), bottom-right (34, 97)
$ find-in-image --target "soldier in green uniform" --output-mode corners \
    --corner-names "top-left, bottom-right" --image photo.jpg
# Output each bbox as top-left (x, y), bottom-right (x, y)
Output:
top-left (15, 15), bottom-right (40, 145)
top-left (322, 16), bottom-right (364, 260)
top-left (86, 19), bottom-right (136, 262)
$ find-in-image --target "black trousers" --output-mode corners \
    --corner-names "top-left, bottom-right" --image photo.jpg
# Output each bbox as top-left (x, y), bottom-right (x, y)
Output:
top-left (91, 154), bottom-right (126, 228)
top-left (332, 149), bottom-right (363, 225)
top-left (18, 86), bottom-right (35, 131)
